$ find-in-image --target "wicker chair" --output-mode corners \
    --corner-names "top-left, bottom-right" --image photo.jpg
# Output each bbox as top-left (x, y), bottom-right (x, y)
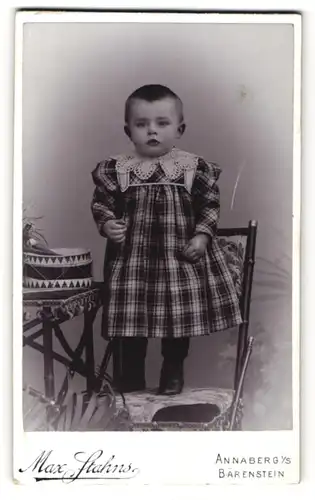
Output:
top-left (113, 220), bottom-right (258, 431)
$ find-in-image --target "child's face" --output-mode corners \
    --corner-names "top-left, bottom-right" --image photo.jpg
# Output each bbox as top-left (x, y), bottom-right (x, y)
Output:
top-left (126, 98), bottom-right (183, 157)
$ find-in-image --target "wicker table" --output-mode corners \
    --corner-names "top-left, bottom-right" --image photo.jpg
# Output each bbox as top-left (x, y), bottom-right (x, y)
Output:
top-left (23, 283), bottom-right (103, 404)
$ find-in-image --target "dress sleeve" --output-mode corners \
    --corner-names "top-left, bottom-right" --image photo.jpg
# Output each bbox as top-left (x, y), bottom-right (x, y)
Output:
top-left (192, 158), bottom-right (221, 239)
top-left (91, 159), bottom-right (122, 237)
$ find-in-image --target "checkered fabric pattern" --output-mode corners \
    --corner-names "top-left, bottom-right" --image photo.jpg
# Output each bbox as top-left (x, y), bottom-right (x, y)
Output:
top-left (91, 154), bottom-right (242, 338)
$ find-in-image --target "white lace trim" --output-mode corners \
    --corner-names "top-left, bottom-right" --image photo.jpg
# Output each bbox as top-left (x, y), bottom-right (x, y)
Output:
top-left (114, 148), bottom-right (198, 181)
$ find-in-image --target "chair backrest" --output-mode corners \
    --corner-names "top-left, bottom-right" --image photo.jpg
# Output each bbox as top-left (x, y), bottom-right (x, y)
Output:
top-left (216, 220), bottom-right (258, 391)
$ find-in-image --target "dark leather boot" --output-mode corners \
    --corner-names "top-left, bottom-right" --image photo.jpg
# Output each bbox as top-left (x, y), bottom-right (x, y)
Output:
top-left (112, 338), bottom-right (147, 393)
top-left (158, 360), bottom-right (184, 396)
top-left (158, 338), bottom-right (190, 396)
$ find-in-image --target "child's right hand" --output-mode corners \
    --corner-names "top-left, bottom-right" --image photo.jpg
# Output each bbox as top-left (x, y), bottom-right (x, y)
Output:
top-left (103, 219), bottom-right (127, 243)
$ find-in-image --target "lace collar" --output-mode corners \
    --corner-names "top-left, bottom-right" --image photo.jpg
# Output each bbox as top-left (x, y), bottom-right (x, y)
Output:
top-left (112, 148), bottom-right (199, 182)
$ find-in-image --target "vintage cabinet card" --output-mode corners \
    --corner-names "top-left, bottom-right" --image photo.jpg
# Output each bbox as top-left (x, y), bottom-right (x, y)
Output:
top-left (13, 10), bottom-right (301, 485)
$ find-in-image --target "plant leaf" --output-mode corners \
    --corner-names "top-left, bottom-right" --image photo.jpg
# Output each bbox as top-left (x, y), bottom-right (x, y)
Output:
top-left (256, 257), bottom-right (290, 277)
top-left (254, 269), bottom-right (291, 281)
top-left (252, 293), bottom-right (289, 301)
top-left (65, 396), bottom-right (74, 431)
top-left (79, 394), bottom-right (98, 429)
top-left (89, 402), bottom-right (112, 428)
top-left (254, 280), bottom-right (290, 290)
top-left (71, 394), bottom-right (84, 430)
top-left (57, 410), bottom-right (66, 431)
top-left (24, 401), bottom-right (48, 431)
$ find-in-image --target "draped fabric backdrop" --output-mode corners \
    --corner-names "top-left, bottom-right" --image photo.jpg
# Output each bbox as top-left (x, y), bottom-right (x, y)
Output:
top-left (23, 22), bottom-right (294, 430)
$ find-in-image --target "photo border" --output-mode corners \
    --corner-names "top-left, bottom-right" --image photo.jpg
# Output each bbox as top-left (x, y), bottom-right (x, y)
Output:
top-left (13, 10), bottom-right (301, 485)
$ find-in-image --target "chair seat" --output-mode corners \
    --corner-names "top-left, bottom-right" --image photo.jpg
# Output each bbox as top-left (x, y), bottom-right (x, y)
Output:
top-left (116, 387), bottom-right (242, 431)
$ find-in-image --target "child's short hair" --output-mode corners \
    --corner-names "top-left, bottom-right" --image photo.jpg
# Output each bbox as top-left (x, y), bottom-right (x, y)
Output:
top-left (125, 84), bottom-right (184, 124)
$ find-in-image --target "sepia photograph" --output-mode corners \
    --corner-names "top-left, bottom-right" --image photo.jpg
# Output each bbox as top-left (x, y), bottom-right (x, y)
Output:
top-left (14, 10), bottom-right (301, 484)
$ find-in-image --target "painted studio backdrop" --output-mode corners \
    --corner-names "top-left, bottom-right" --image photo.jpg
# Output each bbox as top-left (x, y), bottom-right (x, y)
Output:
top-left (22, 21), bottom-right (294, 430)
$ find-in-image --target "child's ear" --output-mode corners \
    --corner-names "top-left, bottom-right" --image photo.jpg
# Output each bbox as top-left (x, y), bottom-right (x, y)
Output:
top-left (124, 124), bottom-right (131, 138)
top-left (177, 122), bottom-right (186, 137)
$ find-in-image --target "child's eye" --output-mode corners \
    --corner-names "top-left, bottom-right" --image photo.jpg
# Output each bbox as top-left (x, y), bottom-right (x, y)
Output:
top-left (158, 121), bottom-right (170, 127)
top-left (135, 122), bottom-right (146, 128)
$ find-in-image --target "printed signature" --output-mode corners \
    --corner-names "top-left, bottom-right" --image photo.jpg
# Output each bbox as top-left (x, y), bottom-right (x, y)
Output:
top-left (19, 450), bottom-right (140, 483)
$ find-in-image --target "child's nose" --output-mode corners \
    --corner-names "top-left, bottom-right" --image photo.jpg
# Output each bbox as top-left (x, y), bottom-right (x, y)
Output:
top-left (148, 122), bottom-right (157, 134)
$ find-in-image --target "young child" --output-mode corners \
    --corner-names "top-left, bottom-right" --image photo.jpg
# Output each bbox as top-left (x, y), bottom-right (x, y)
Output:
top-left (91, 84), bottom-right (242, 396)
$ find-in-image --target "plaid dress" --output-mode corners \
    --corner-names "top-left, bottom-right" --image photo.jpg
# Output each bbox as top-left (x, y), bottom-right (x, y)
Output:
top-left (91, 148), bottom-right (242, 339)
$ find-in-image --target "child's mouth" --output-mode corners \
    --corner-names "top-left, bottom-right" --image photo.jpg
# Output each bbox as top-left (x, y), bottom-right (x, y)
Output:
top-left (147, 139), bottom-right (160, 146)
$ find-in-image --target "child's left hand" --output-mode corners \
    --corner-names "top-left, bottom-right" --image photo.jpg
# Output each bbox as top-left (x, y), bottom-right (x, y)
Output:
top-left (182, 234), bottom-right (210, 262)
